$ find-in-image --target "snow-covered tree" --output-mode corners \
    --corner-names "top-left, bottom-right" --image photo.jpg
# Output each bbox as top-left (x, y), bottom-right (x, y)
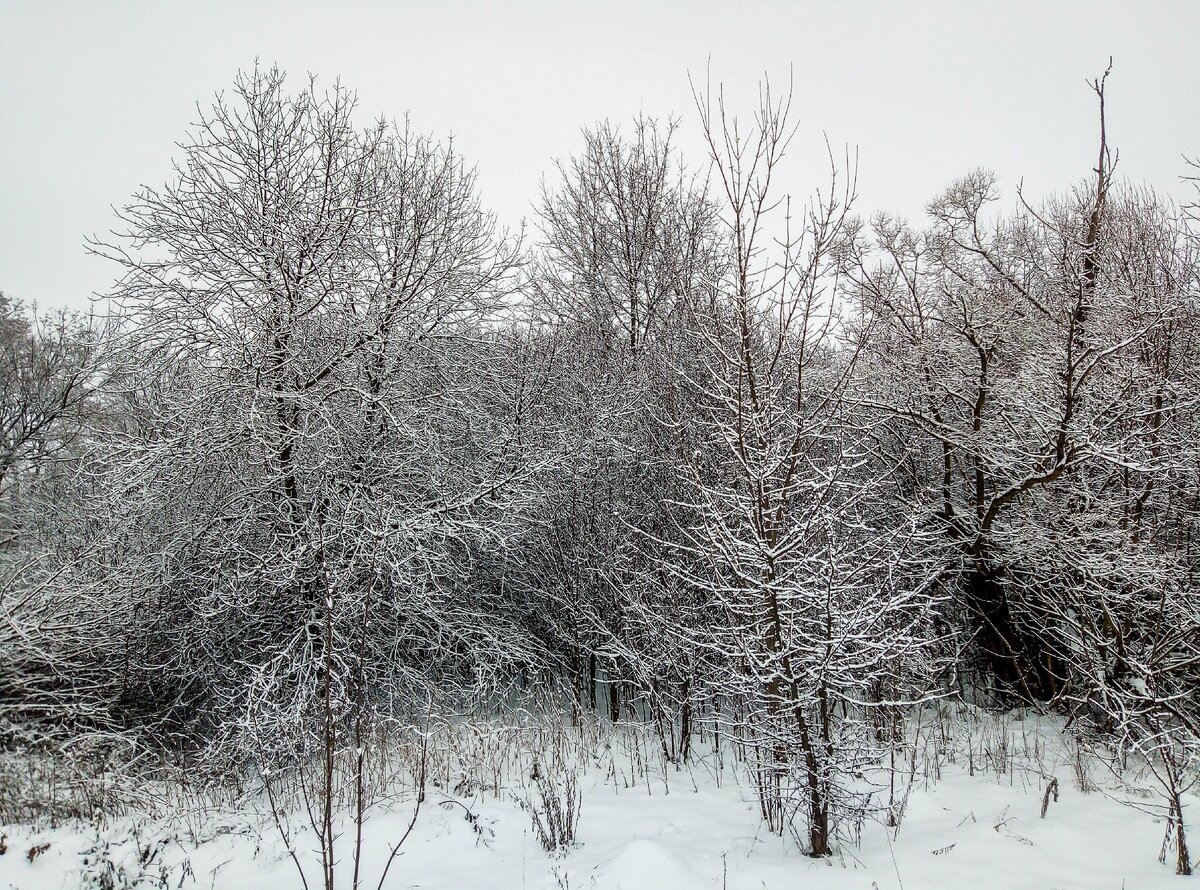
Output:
top-left (83, 67), bottom-right (533, 758)
top-left (656, 78), bottom-right (946, 855)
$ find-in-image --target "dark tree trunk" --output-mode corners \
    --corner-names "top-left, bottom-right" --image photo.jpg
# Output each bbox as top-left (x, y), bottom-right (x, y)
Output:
top-left (588, 652), bottom-right (598, 712)
top-left (964, 567), bottom-right (1057, 701)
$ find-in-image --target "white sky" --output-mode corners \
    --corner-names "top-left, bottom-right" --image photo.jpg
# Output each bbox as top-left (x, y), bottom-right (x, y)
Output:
top-left (3, 0), bottom-right (1199, 310)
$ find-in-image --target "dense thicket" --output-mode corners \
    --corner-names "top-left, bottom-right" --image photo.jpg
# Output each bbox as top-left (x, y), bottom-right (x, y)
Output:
top-left (4, 66), bottom-right (1199, 870)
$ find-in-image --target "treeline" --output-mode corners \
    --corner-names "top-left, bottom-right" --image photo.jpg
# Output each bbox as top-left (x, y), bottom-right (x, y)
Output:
top-left (2, 65), bottom-right (1199, 870)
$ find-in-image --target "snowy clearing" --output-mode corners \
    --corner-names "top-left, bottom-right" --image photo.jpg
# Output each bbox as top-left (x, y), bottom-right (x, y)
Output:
top-left (1, 713), bottom-right (1188, 889)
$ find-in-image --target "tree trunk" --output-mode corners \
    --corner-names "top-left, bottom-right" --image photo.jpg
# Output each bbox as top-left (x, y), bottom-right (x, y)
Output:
top-left (963, 567), bottom-right (1056, 701)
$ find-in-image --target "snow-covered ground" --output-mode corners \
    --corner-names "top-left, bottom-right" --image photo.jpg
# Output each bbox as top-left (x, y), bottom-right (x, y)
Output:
top-left (1, 713), bottom-right (1189, 889)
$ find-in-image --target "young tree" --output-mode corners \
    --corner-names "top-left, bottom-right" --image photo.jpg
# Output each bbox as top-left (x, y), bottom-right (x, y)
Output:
top-left (658, 77), bottom-right (945, 855)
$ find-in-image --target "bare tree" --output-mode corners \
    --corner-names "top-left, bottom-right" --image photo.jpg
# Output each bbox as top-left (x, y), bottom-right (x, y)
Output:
top-left (535, 115), bottom-right (721, 356)
top-left (0, 295), bottom-right (110, 740)
top-left (654, 75), bottom-right (945, 856)
top-left (842, 68), bottom-right (1200, 873)
top-left (519, 115), bottom-right (722, 728)
top-left (0, 295), bottom-right (101, 544)
top-left (79, 66), bottom-right (540, 886)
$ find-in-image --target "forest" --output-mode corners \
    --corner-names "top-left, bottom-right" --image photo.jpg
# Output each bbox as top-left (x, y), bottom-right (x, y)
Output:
top-left (2, 64), bottom-right (1200, 888)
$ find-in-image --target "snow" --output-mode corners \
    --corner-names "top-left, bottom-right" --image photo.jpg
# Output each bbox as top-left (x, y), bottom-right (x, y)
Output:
top-left (596, 840), bottom-right (698, 888)
top-left (0, 719), bottom-right (1189, 889)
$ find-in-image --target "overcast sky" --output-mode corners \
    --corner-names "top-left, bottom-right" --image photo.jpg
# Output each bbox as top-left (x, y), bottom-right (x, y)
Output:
top-left (3, 0), bottom-right (1199, 310)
